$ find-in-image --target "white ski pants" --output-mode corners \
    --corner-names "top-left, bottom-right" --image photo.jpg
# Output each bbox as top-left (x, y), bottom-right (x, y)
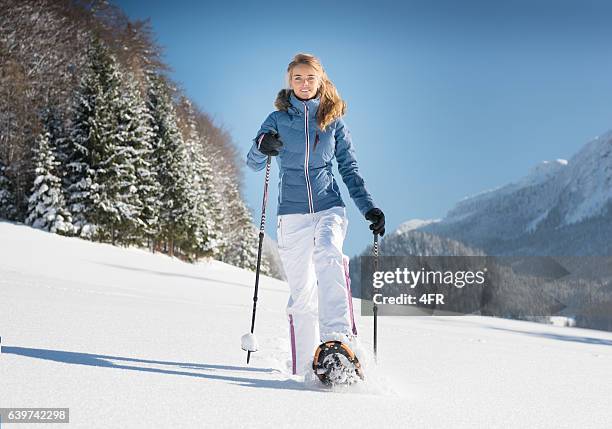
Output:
top-left (277, 205), bottom-right (358, 376)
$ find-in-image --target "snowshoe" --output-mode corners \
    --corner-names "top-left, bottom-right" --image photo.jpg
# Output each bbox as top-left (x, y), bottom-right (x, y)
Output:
top-left (312, 340), bottom-right (364, 386)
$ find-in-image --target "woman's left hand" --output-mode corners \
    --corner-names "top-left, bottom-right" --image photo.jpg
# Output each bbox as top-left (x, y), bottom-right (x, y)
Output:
top-left (365, 208), bottom-right (385, 236)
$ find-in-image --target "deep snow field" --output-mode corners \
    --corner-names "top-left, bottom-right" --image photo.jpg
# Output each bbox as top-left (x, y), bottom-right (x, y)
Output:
top-left (1, 221), bottom-right (611, 428)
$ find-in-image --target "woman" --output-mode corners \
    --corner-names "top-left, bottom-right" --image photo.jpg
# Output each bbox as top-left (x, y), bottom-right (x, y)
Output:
top-left (247, 53), bottom-right (385, 377)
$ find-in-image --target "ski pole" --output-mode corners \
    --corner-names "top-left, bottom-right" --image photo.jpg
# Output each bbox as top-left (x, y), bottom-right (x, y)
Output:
top-left (373, 232), bottom-right (379, 361)
top-left (245, 155), bottom-right (272, 364)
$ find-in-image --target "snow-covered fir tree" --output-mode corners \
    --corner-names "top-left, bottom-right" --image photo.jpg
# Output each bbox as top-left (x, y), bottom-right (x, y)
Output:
top-left (91, 45), bottom-right (143, 244)
top-left (65, 37), bottom-right (140, 243)
top-left (108, 73), bottom-right (157, 245)
top-left (64, 38), bottom-right (106, 238)
top-left (177, 97), bottom-right (223, 260)
top-left (25, 130), bottom-right (73, 235)
top-left (193, 124), bottom-right (266, 272)
top-left (197, 130), bottom-right (266, 272)
top-left (0, 159), bottom-right (18, 220)
top-left (120, 74), bottom-right (161, 246)
top-left (220, 180), bottom-right (267, 273)
top-left (146, 74), bottom-right (192, 256)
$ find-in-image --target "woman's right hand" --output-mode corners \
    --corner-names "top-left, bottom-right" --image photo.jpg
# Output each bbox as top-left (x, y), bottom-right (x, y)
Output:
top-left (257, 132), bottom-right (283, 156)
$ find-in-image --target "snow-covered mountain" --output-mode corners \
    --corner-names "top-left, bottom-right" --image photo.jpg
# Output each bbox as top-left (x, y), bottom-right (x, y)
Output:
top-left (420, 130), bottom-right (612, 255)
top-left (2, 221), bottom-right (612, 427)
top-left (394, 218), bottom-right (439, 234)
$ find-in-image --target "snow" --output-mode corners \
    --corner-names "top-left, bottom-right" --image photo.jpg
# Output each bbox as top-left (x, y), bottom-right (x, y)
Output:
top-left (395, 218), bottom-right (439, 233)
top-left (241, 333), bottom-right (259, 352)
top-left (550, 316), bottom-right (576, 327)
top-left (561, 132), bottom-right (612, 225)
top-left (517, 159), bottom-right (569, 188)
top-left (1, 221), bottom-right (612, 428)
top-left (525, 208), bottom-right (550, 233)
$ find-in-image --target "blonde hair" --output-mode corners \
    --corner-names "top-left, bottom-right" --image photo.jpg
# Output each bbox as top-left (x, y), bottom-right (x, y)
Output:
top-left (286, 53), bottom-right (346, 131)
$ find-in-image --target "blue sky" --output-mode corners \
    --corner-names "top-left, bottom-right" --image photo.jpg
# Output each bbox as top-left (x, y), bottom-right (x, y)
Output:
top-left (118, 0), bottom-right (612, 257)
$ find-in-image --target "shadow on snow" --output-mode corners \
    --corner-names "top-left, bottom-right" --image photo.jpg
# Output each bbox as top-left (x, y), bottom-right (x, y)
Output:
top-left (2, 345), bottom-right (313, 391)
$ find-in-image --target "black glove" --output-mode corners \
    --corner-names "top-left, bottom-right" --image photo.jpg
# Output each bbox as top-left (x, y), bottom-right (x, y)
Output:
top-left (365, 208), bottom-right (385, 236)
top-left (257, 131), bottom-right (283, 156)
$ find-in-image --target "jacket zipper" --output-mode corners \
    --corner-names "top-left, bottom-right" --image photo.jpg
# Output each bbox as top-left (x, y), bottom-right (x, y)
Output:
top-left (303, 102), bottom-right (314, 213)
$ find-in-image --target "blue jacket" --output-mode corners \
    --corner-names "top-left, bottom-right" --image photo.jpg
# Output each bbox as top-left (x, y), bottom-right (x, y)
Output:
top-left (247, 90), bottom-right (375, 217)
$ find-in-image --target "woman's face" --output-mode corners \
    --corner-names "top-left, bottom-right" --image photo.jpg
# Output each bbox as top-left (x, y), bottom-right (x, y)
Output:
top-left (290, 63), bottom-right (320, 100)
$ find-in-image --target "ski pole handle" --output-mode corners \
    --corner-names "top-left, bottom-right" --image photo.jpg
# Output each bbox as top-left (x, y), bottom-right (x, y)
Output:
top-left (259, 156), bottom-right (272, 232)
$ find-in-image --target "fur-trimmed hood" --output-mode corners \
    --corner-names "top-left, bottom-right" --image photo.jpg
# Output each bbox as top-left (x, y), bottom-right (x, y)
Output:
top-left (274, 89), bottom-right (321, 118)
top-left (274, 89), bottom-right (293, 111)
